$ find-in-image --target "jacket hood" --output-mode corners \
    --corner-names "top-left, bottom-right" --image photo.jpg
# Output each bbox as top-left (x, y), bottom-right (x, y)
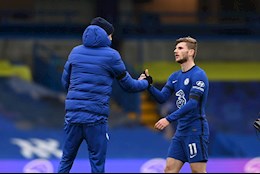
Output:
top-left (82, 25), bottom-right (112, 47)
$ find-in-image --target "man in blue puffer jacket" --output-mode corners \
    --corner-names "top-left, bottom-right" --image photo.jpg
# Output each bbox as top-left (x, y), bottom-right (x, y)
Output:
top-left (58, 17), bottom-right (150, 173)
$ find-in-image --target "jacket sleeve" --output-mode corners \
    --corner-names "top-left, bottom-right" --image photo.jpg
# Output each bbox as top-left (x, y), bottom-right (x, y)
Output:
top-left (61, 60), bottom-right (71, 91)
top-left (118, 72), bottom-right (148, 92)
top-left (110, 50), bottom-right (148, 92)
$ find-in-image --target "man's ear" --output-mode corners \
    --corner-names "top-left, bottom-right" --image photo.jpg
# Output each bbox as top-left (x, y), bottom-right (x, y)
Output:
top-left (188, 49), bottom-right (195, 57)
top-left (108, 34), bottom-right (112, 41)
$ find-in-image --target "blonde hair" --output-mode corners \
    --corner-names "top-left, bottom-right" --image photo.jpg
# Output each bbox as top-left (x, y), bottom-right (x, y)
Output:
top-left (175, 36), bottom-right (197, 58)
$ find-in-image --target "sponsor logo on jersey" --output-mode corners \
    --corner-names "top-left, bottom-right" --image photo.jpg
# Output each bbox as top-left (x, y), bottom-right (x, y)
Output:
top-left (175, 90), bottom-right (186, 108)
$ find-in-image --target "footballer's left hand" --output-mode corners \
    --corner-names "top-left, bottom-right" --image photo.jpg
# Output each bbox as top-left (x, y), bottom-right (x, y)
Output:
top-left (154, 118), bottom-right (170, 130)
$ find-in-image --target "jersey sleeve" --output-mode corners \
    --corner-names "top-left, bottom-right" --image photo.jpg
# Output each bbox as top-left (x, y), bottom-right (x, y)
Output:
top-left (147, 75), bottom-right (174, 104)
top-left (189, 71), bottom-right (209, 100)
top-left (110, 51), bottom-right (149, 92)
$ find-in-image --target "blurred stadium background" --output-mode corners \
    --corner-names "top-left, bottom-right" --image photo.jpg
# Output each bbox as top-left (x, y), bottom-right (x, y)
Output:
top-left (0, 0), bottom-right (260, 173)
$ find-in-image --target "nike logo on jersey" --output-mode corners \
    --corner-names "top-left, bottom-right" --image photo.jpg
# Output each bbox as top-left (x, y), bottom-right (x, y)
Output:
top-left (172, 80), bottom-right (178, 84)
top-left (190, 154), bottom-right (197, 158)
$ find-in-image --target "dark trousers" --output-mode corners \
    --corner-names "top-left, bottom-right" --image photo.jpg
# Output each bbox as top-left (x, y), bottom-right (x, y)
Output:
top-left (58, 121), bottom-right (108, 173)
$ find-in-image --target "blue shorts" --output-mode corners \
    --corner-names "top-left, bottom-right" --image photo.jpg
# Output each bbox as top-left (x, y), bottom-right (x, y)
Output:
top-left (167, 135), bottom-right (209, 163)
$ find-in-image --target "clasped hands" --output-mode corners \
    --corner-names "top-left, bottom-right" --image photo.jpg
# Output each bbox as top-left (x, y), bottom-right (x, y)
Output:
top-left (138, 69), bottom-right (153, 86)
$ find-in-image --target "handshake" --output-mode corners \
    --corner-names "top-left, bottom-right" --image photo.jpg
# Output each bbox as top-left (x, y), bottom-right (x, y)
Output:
top-left (139, 69), bottom-right (153, 87)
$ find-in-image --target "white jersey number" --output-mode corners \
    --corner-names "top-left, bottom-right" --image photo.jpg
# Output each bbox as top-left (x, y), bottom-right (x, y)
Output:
top-left (188, 143), bottom-right (197, 158)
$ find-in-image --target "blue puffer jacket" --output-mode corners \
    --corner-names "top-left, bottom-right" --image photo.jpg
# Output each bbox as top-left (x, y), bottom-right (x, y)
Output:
top-left (61, 25), bottom-right (148, 123)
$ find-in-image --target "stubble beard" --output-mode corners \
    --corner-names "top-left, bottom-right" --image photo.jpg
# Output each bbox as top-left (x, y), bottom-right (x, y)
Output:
top-left (176, 57), bottom-right (188, 64)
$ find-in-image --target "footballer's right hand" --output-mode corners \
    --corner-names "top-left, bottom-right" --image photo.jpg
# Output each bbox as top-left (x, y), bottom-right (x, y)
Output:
top-left (155, 118), bottom-right (170, 130)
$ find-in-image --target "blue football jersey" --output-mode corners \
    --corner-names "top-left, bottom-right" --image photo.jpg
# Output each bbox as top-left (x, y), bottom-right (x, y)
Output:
top-left (148, 65), bottom-right (209, 136)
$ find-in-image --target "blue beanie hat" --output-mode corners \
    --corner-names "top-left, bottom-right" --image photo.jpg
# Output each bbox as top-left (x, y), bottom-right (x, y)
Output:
top-left (90, 17), bottom-right (114, 35)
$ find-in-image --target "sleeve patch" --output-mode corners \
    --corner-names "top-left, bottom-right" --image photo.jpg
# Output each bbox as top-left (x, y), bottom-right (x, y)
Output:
top-left (196, 81), bottom-right (205, 87)
top-left (192, 86), bottom-right (204, 92)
